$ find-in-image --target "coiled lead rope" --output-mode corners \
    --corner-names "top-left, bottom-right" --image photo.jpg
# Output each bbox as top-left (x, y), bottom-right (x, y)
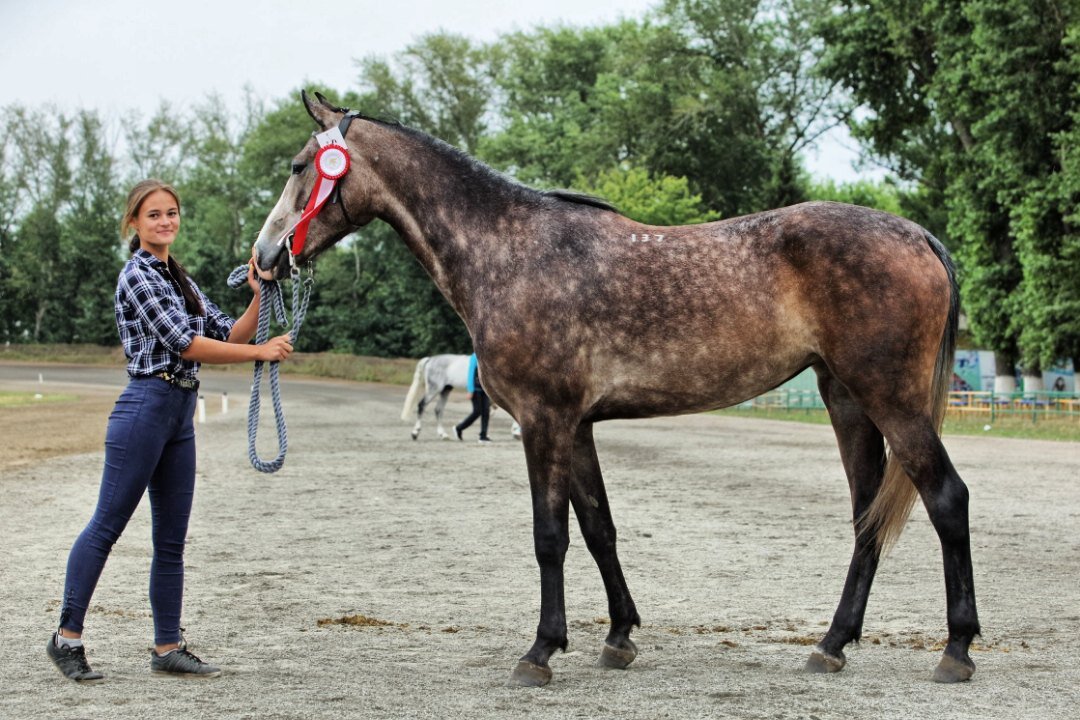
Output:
top-left (227, 265), bottom-right (313, 472)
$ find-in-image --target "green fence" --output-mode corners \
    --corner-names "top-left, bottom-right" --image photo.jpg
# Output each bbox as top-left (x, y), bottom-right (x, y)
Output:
top-left (745, 370), bottom-right (1079, 423)
top-left (946, 391), bottom-right (1080, 422)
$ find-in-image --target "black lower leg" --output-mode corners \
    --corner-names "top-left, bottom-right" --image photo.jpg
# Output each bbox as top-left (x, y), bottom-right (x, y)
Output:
top-left (569, 424), bottom-right (639, 667)
top-left (811, 371), bottom-right (885, 671)
top-left (923, 454), bottom-right (980, 681)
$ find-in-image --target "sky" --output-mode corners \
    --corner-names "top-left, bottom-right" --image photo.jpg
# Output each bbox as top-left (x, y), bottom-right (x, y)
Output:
top-left (0, 0), bottom-right (871, 182)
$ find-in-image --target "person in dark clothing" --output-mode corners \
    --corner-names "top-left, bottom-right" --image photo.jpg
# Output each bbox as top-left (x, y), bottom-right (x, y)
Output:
top-left (454, 353), bottom-right (491, 444)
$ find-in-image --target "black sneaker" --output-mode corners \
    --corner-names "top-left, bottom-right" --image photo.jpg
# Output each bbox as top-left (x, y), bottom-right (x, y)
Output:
top-left (47, 633), bottom-right (104, 683)
top-left (454, 426), bottom-right (463, 441)
top-left (150, 644), bottom-right (221, 678)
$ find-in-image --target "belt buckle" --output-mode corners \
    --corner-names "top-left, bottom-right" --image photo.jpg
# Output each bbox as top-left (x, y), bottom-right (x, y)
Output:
top-left (158, 372), bottom-right (199, 392)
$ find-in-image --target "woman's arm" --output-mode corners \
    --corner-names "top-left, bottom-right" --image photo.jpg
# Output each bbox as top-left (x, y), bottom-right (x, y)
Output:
top-left (226, 261), bottom-right (262, 345)
top-left (181, 333), bottom-right (293, 364)
top-left (227, 295), bottom-right (260, 345)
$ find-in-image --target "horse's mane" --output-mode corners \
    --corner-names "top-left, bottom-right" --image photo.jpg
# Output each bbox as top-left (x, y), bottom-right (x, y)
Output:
top-left (357, 114), bottom-right (618, 214)
top-left (544, 189), bottom-right (619, 213)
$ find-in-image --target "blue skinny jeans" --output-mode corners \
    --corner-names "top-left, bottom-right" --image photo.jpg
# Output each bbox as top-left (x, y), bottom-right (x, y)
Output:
top-left (59, 377), bottom-right (198, 646)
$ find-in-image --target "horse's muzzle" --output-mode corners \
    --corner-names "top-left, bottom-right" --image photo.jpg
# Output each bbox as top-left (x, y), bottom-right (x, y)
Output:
top-left (255, 242), bottom-right (291, 280)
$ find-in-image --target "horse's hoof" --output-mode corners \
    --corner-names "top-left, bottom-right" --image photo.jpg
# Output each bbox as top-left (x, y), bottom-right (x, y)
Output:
top-left (510, 660), bottom-right (552, 687)
top-left (598, 639), bottom-right (638, 669)
top-left (805, 646), bottom-right (846, 674)
top-left (933, 653), bottom-right (975, 683)
top-left (410, 432), bottom-right (419, 440)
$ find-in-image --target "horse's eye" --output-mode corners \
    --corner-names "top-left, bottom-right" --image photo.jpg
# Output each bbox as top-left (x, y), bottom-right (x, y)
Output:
top-left (291, 162), bottom-right (306, 175)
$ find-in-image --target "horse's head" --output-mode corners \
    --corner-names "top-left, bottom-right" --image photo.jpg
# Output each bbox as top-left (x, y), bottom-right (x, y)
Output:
top-left (253, 90), bottom-right (376, 279)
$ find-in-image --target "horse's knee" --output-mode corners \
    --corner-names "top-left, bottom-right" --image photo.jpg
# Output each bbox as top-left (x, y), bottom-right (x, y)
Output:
top-left (532, 526), bottom-right (569, 566)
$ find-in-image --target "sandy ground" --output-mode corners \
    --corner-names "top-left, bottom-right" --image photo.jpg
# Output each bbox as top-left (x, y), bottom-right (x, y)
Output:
top-left (1, 363), bottom-right (1079, 720)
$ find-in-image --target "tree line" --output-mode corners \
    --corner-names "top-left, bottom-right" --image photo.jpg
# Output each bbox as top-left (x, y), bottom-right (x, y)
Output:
top-left (1, 0), bottom-right (1077, 386)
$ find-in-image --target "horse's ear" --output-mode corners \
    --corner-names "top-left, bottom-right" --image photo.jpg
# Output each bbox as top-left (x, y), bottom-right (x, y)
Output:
top-left (301, 89), bottom-right (336, 130)
top-left (314, 91), bottom-right (348, 114)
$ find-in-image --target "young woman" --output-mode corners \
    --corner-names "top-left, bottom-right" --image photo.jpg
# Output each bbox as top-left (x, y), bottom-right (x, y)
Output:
top-left (47, 179), bottom-right (294, 682)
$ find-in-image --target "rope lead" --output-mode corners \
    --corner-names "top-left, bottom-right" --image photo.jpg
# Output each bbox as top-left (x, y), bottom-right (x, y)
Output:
top-left (227, 264), bottom-right (313, 473)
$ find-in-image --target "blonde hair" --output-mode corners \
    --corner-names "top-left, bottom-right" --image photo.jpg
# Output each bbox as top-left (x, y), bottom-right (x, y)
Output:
top-left (121, 179), bottom-right (203, 316)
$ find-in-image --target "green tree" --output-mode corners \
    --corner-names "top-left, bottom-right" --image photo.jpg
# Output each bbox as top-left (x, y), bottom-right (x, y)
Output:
top-left (0, 112), bottom-right (20, 341)
top-left (124, 103), bottom-right (194, 182)
top-left (484, 1), bottom-right (841, 218)
top-left (176, 95), bottom-right (264, 314)
top-left (817, 0), bottom-right (1080, 387)
top-left (578, 167), bottom-right (722, 225)
top-left (657, 0), bottom-right (846, 209)
top-left (806, 178), bottom-right (904, 215)
top-left (61, 110), bottom-right (125, 344)
top-left (3, 106), bottom-right (75, 342)
top-left (1046, 22), bottom-right (1080, 365)
top-left (357, 32), bottom-right (494, 153)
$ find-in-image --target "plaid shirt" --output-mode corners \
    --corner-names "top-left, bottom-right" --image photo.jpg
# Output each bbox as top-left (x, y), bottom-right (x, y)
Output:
top-left (116, 249), bottom-right (236, 380)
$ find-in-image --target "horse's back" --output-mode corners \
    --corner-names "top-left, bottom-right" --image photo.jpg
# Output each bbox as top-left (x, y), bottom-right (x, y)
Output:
top-left (426, 354), bottom-right (471, 390)
top-left (484, 201), bottom-right (953, 422)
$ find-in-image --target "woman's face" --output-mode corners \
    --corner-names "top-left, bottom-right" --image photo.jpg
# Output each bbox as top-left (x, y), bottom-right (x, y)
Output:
top-left (131, 189), bottom-right (180, 258)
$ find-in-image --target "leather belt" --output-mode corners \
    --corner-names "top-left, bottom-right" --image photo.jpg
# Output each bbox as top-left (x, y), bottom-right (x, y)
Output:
top-left (153, 372), bottom-right (200, 392)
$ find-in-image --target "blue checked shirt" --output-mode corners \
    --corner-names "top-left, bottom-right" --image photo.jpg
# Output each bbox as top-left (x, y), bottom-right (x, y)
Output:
top-left (116, 249), bottom-right (236, 380)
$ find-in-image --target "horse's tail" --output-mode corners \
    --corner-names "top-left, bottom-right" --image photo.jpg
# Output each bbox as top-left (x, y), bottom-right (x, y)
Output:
top-left (859, 232), bottom-right (958, 553)
top-left (401, 357), bottom-right (430, 421)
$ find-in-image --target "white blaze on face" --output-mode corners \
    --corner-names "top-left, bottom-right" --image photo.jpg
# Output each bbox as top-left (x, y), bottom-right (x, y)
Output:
top-left (254, 180), bottom-right (306, 276)
top-left (255, 183), bottom-right (300, 247)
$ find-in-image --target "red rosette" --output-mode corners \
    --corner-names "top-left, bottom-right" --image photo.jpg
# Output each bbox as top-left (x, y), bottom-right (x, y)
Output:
top-left (315, 144), bottom-right (351, 180)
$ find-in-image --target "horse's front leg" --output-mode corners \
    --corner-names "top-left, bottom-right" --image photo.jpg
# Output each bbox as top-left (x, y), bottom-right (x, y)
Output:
top-left (510, 419), bottom-right (575, 687)
top-left (569, 423), bottom-right (640, 670)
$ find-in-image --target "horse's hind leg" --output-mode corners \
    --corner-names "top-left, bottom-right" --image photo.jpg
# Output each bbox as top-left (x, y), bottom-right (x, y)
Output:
top-left (412, 396), bottom-right (426, 440)
top-left (434, 387), bottom-right (452, 439)
top-left (568, 423), bottom-right (641, 670)
top-left (807, 371), bottom-right (886, 674)
top-left (877, 416), bottom-right (980, 682)
top-left (412, 392), bottom-right (435, 440)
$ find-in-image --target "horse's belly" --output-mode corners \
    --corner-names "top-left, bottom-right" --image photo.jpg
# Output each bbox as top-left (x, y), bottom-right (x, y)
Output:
top-left (589, 350), bottom-right (813, 420)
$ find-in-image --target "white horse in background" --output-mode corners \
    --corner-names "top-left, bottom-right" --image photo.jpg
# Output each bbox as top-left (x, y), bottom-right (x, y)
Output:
top-left (401, 354), bottom-right (469, 440)
top-left (401, 355), bottom-right (522, 440)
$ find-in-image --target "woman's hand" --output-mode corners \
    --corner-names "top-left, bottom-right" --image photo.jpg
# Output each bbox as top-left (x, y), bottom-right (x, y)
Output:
top-left (246, 261), bottom-right (261, 294)
top-left (256, 334), bottom-right (294, 362)
top-left (246, 247), bottom-right (261, 293)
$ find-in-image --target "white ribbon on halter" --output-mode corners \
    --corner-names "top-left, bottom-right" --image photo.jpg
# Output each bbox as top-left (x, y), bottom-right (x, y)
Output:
top-left (275, 126), bottom-right (351, 263)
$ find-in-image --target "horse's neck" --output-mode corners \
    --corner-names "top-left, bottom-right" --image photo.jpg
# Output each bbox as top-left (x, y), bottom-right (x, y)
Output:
top-left (371, 130), bottom-right (528, 318)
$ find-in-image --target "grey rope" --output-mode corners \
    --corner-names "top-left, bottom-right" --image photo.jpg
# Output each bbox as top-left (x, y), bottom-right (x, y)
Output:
top-left (228, 265), bottom-right (313, 473)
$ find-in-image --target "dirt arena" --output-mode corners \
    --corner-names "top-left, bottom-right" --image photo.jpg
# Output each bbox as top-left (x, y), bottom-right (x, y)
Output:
top-left (1, 363), bottom-right (1078, 719)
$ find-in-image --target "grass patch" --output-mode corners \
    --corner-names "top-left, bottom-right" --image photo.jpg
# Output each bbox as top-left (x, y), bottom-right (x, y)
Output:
top-left (718, 406), bottom-right (1080, 442)
top-left (282, 352), bottom-right (416, 386)
top-left (0, 391), bottom-right (79, 407)
top-left (1, 344), bottom-right (417, 386)
top-left (941, 412), bottom-right (1080, 442)
top-left (0, 344), bottom-right (125, 365)
top-left (5, 345), bottom-right (1076, 441)
top-left (718, 406), bottom-right (834, 426)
